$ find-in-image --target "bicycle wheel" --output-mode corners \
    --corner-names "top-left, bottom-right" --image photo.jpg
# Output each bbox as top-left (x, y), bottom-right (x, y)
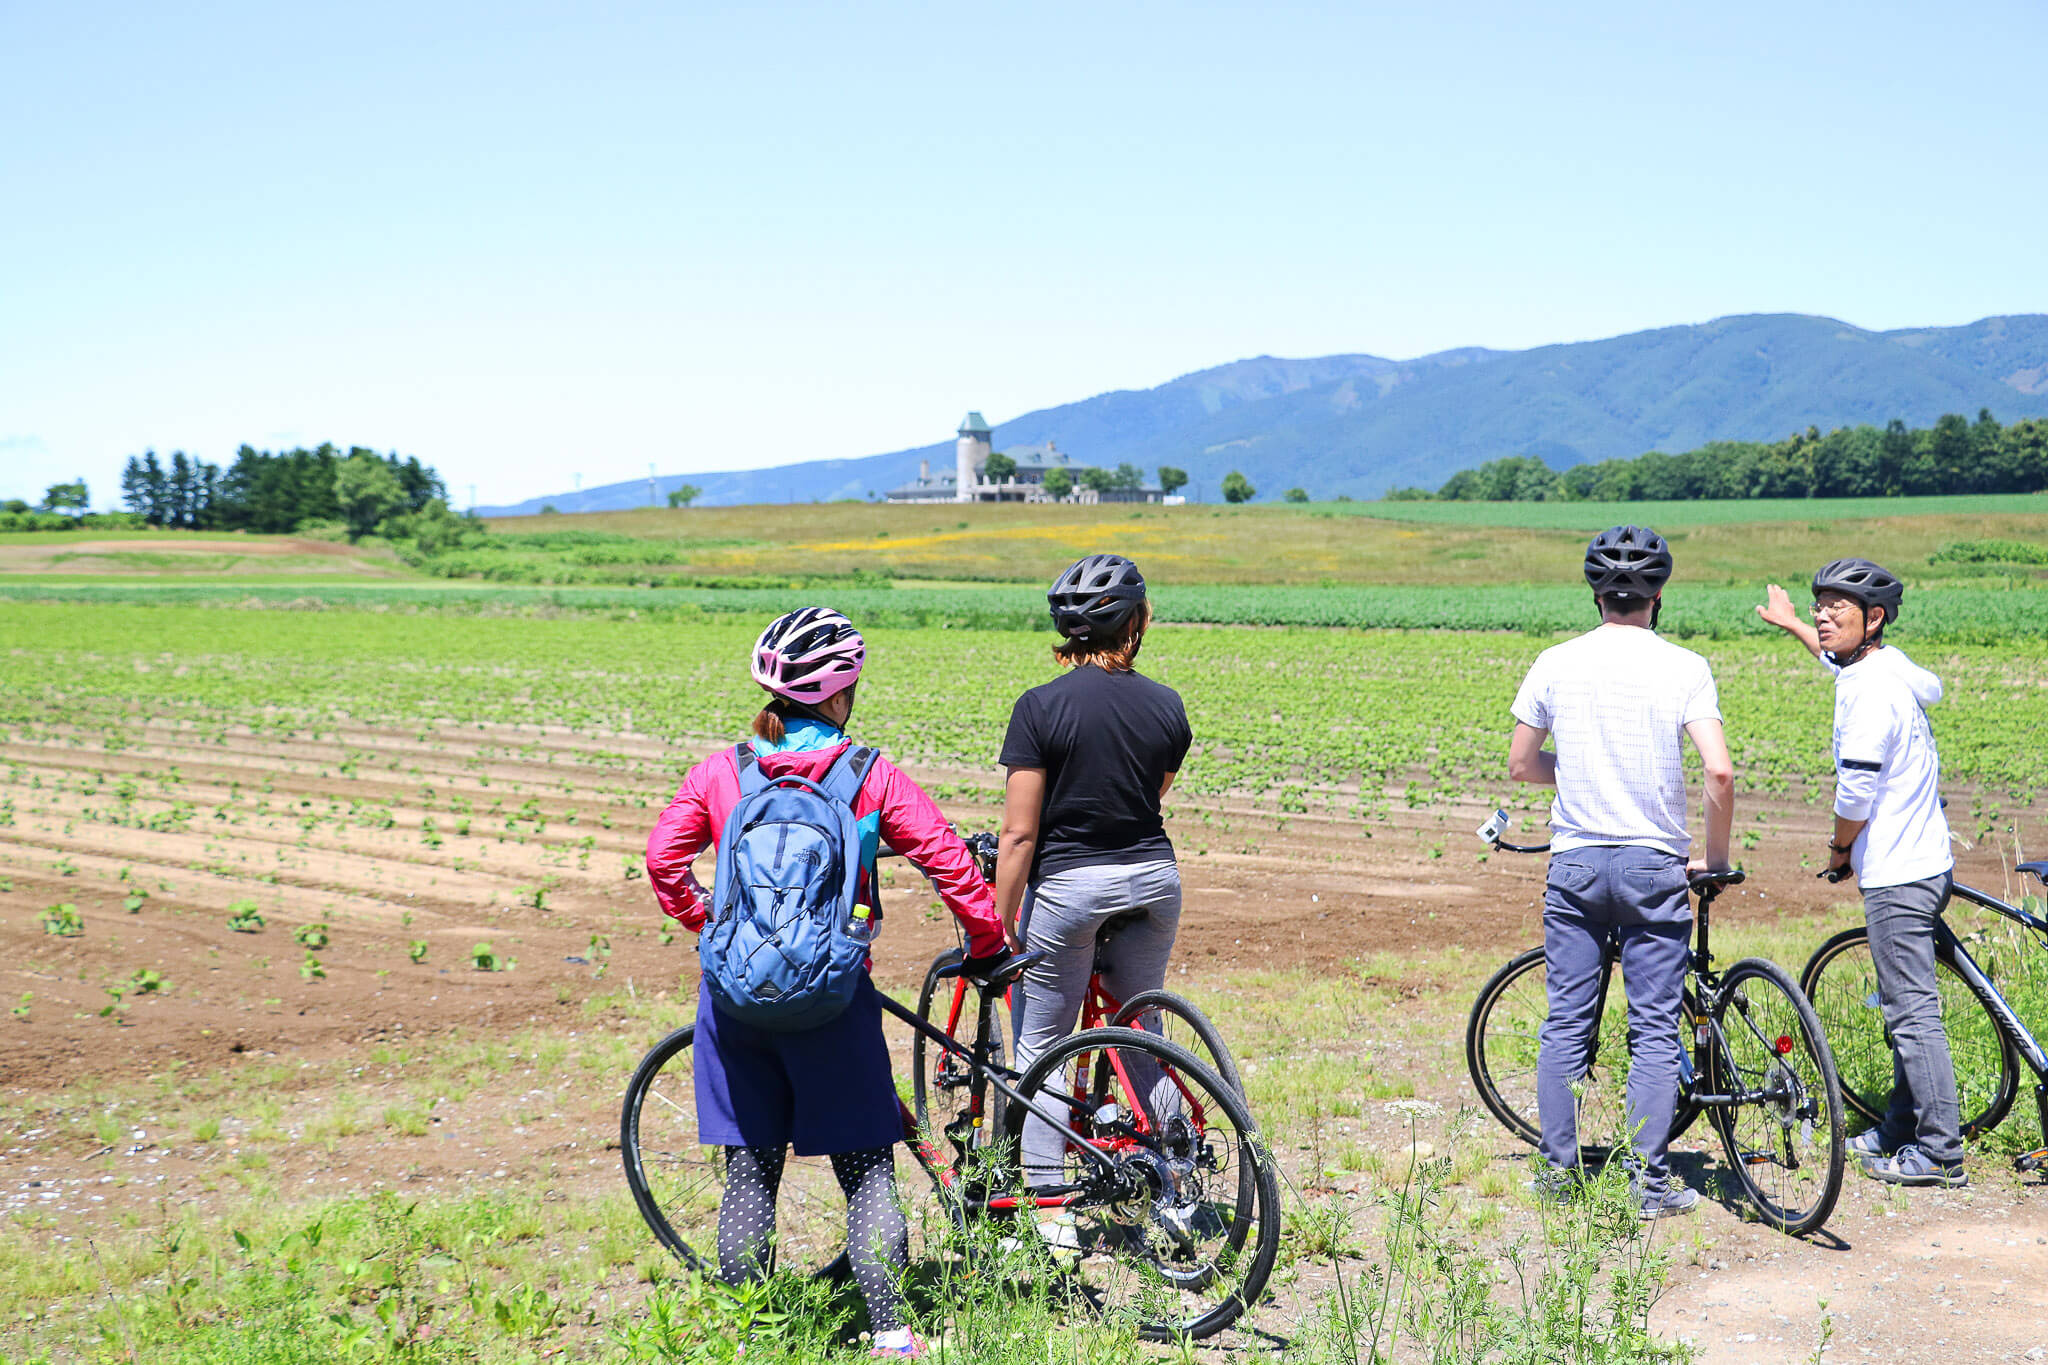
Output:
top-left (1465, 948), bottom-right (1703, 1158)
top-left (1003, 1028), bottom-right (1280, 1341)
top-left (621, 1023), bottom-right (867, 1277)
top-left (1110, 990), bottom-right (1246, 1098)
top-left (1708, 959), bottom-right (1845, 1236)
top-left (914, 948), bottom-right (1008, 1151)
top-left (1800, 927), bottom-right (2018, 1139)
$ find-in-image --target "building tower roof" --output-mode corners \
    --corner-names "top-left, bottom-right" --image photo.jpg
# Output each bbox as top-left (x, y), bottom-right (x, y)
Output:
top-left (957, 411), bottom-right (992, 436)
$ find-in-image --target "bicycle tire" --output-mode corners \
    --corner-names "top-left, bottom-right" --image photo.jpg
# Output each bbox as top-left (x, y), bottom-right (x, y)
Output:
top-left (1002, 1027), bottom-right (1280, 1342)
top-left (1799, 926), bottom-right (2019, 1139)
top-left (913, 947), bottom-right (1008, 1149)
top-left (1110, 989), bottom-right (1247, 1098)
top-left (1465, 947), bottom-right (1703, 1158)
top-left (622, 1023), bottom-right (922, 1278)
top-left (1707, 958), bottom-right (1845, 1236)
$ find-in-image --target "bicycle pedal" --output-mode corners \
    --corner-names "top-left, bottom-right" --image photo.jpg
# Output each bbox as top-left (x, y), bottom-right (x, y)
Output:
top-left (2016, 1148), bottom-right (2048, 1174)
top-left (1739, 1150), bottom-right (1776, 1168)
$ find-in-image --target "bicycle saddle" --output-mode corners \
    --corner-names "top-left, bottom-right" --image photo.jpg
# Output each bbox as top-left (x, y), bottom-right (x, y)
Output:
top-left (934, 948), bottom-right (1043, 989)
top-left (1688, 868), bottom-right (1745, 902)
top-left (2017, 860), bottom-right (2048, 888)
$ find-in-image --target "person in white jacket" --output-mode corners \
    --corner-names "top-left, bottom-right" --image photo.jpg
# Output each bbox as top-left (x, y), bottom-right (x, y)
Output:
top-left (1758, 561), bottom-right (1965, 1187)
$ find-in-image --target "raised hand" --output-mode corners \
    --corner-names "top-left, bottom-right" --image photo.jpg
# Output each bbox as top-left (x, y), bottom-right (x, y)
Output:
top-left (1755, 583), bottom-right (1801, 631)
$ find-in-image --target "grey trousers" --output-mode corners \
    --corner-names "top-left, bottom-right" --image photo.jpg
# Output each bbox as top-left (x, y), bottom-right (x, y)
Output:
top-left (1538, 844), bottom-right (1692, 1181)
top-left (1864, 873), bottom-right (1964, 1163)
top-left (1013, 859), bottom-right (1182, 1184)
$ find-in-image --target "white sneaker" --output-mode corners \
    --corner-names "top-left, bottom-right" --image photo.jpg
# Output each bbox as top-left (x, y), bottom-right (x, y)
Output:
top-left (1037, 1212), bottom-right (1082, 1268)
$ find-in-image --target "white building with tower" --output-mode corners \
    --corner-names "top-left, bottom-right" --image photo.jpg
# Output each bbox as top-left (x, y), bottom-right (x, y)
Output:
top-left (884, 412), bottom-right (1169, 504)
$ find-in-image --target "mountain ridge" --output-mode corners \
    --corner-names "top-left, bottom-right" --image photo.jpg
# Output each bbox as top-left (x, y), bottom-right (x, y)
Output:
top-left (479, 313), bottom-right (2048, 513)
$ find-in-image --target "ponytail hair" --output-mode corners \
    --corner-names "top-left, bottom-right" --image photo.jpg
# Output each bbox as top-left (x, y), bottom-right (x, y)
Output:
top-left (752, 699), bottom-right (792, 744)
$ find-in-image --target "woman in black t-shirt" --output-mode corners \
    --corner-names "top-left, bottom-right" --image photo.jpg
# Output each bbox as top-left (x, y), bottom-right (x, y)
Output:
top-left (996, 554), bottom-right (1192, 1205)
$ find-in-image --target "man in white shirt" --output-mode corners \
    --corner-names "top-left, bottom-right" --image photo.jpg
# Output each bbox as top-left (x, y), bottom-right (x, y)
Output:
top-left (1757, 560), bottom-right (1965, 1187)
top-left (1510, 526), bottom-right (1735, 1218)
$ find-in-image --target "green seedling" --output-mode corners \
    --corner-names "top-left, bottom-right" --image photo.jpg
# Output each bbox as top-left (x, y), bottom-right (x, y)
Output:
top-left (123, 891), bottom-right (148, 914)
top-left (407, 940), bottom-right (429, 964)
top-left (470, 942), bottom-right (514, 972)
top-left (588, 933), bottom-right (611, 980)
top-left (227, 901), bottom-right (266, 933)
top-left (11, 992), bottom-right (29, 1019)
top-left (292, 922), bottom-right (330, 950)
top-left (126, 968), bottom-right (165, 994)
top-left (301, 952), bottom-right (326, 981)
top-left (41, 902), bottom-right (83, 936)
top-left (53, 857), bottom-right (77, 877)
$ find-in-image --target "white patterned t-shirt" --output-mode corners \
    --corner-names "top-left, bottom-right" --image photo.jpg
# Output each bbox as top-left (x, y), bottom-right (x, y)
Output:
top-left (1509, 625), bottom-right (1721, 858)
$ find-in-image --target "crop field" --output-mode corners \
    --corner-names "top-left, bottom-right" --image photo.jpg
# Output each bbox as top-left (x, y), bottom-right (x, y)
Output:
top-left (455, 500), bottom-right (2048, 587)
top-left (1323, 491), bottom-right (2048, 529)
top-left (13, 579), bottom-right (2048, 646)
top-left (7, 599), bottom-right (2048, 1362)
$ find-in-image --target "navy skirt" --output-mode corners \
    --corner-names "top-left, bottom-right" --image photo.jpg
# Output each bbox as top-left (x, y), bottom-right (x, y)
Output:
top-left (693, 974), bottom-right (905, 1156)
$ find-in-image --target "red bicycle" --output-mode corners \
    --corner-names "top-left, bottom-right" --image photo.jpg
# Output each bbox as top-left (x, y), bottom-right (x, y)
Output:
top-left (911, 832), bottom-right (1245, 1154)
top-left (621, 948), bottom-right (1280, 1340)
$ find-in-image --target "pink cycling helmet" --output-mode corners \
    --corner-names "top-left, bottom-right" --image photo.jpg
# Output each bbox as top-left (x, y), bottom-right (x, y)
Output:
top-left (751, 607), bottom-right (866, 704)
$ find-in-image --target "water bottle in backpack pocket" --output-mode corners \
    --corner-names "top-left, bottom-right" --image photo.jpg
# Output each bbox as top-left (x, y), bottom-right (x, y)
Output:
top-left (698, 742), bottom-right (879, 1031)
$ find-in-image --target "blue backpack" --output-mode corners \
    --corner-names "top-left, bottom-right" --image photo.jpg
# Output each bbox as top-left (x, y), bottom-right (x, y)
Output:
top-left (699, 742), bottom-right (879, 1032)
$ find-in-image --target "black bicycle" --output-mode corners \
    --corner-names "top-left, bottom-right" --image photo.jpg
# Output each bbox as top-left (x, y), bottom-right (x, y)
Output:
top-left (1465, 810), bottom-right (1847, 1235)
top-left (621, 950), bottom-right (1281, 1341)
top-left (1800, 860), bottom-right (2048, 1174)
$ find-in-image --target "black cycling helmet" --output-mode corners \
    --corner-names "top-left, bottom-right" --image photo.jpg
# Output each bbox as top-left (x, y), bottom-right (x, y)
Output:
top-left (1812, 558), bottom-right (1904, 626)
top-left (1048, 553), bottom-right (1147, 641)
top-left (1583, 525), bottom-right (1673, 599)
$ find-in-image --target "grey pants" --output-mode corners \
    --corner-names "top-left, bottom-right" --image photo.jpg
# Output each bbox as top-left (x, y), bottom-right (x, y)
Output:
top-left (1864, 873), bottom-right (1964, 1163)
top-left (1013, 859), bottom-right (1182, 1185)
top-left (1538, 845), bottom-right (1692, 1181)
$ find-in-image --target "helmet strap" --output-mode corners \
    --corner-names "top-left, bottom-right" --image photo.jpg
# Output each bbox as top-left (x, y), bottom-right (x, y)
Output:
top-left (1824, 606), bottom-right (1883, 668)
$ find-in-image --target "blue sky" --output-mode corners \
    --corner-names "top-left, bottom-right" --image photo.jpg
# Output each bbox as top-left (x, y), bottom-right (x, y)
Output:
top-left (4, 1), bottom-right (2045, 508)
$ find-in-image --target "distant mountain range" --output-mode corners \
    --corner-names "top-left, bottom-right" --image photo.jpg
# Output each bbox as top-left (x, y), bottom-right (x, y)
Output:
top-left (478, 313), bottom-right (2048, 513)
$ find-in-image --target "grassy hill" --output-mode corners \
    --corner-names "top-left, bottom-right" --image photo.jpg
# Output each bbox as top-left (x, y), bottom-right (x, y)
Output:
top-left (480, 314), bottom-right (2048, 512)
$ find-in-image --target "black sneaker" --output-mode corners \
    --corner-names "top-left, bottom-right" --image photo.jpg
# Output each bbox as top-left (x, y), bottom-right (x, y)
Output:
top-left (1528, 1164), bottom-right (1579, 1206)
top-left (1860, 1143), bottom-right (1967, 1188)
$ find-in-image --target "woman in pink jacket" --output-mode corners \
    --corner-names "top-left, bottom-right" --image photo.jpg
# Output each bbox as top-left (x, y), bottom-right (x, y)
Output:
top-left (646, 607), bottom-right (1005, 1359)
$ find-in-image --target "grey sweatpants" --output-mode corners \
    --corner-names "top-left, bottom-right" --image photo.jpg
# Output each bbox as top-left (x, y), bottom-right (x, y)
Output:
top-left (1538, 844), bottom-right (1692, 1181)
top-left (1864, 873), bottom-right (1964, 1163)
top-left (1013, 859), bottom-right (1182, 1184)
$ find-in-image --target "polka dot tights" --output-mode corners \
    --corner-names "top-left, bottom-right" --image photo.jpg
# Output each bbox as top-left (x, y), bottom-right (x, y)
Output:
top-left (717, 1144), bottom-right (908, 1334)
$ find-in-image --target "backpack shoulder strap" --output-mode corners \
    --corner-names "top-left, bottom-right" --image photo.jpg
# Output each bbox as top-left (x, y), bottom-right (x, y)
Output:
top-left (818, 745), bottom-right (878, 808)
top-left (733, 742), bottom-right (769, 797)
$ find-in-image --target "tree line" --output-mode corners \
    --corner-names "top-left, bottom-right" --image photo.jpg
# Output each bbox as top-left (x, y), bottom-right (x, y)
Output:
top-left (1393, 411), bottom-right (2048, 502)
top-left (119, 444), bottom-right (447, 538)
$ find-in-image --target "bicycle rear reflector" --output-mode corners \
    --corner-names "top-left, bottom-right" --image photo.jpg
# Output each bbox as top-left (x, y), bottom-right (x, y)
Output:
top-left (1775, 1035), bottom-right (1795, 1055)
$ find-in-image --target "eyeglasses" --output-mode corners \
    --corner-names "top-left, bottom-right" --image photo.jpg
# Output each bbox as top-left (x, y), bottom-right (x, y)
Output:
top-left (1810, 601), bottom-right (1861, 620)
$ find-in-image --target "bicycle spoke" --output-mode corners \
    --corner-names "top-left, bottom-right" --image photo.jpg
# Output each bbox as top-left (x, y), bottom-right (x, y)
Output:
top-left (1711, 963), bottom-right (1844, 1236)
top-left (1010, 1028), bottom-right (1278, 1341)
top-left (1803, 929), bottom-right (2016, 1139)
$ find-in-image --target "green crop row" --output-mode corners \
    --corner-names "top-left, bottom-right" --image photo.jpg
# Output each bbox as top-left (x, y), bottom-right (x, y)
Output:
top-left (9, 580), bottom-right (2048, 643)
top-left (1323, 491), bottom-right (2048, 529)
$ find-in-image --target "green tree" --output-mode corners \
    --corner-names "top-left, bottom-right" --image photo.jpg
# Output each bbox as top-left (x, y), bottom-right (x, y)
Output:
top-left (1221, 471), bottom-right (1255, 503)
top-left (1041, 468), bottom-right (1073, 500)
top-left (334, 450), bottom-right (406, 540)
top-left (1111, 462), bottom-right (1144, 491)
top-left (40, 480), bottom-right (88, 512)
top-left (1079, 467), bottom-right (1116, 494)
top-left (667, 484), bottom-right (702, 508)
top-left (1157, 465), bottom-right (1188, 496)
top-left (1284, 487), bottom-right (1309, 503)
top-left (982, 452), bottom-right (1016, 483)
